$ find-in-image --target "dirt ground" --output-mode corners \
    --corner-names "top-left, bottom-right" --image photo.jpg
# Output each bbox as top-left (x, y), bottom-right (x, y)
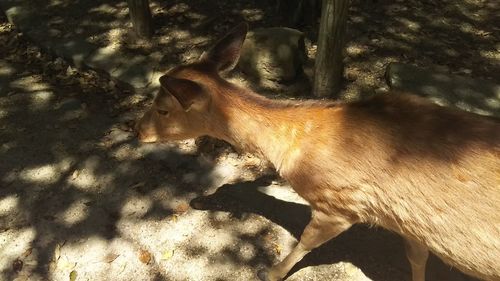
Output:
top-left (23, 0), bottom-right (499, 99)
top-left (1, 0), bottom-right (498, 280)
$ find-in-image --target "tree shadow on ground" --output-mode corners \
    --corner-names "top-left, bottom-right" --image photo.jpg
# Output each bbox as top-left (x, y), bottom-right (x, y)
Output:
top-left (191, 176), bottom-right (480, 281)
top-left (340, 0), bottom-right (499, 100)
top-left (1, 0), bottom-right (498, 279)
top-left (0, 14), bottom-right (225, 280)
top-left (0, 0), bottom-right (284, 86)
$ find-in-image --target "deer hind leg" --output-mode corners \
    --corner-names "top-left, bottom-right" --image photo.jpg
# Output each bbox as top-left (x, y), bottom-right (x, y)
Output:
top-left (404, 237), bottom-right (429, 281)
top-left (258, 211), bottom-right (353, 281)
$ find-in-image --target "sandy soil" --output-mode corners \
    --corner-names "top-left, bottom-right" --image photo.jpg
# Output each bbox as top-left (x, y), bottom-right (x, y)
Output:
top-left (2, 0), bottom-right (497, 279)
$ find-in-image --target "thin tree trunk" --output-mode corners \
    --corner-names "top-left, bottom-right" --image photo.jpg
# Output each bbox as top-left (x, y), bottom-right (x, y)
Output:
top-left (313, 0), bottom-right (349, 97)
top-left (127, 0), bottom-right (153, 39)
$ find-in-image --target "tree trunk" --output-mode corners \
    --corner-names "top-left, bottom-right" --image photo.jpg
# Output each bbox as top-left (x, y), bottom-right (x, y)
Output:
top-left (127, 0), bottom-right (153, 39)
top-left (313, 0), bottom-right (349, 98)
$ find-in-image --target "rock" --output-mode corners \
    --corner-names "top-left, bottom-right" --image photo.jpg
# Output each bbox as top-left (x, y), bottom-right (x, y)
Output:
top-left (238, 27), bottom-right (306, 83)
top-left (386, 62), bottom-right (500, 117)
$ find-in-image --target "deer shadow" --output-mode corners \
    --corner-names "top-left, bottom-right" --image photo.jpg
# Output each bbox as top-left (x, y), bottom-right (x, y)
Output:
top-left (190, 175), bottom-right (479, 281)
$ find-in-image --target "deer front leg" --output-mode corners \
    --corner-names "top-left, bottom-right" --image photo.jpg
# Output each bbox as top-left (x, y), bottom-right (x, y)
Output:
top-left (404, 237), bottom-right (429, 281)
top-left (258, 211), bottom-right (353, 281)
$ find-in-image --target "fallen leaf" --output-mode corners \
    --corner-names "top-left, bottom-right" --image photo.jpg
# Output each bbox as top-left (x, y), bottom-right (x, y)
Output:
top-left (169, 214), bottom-right (179, 223)
top-left (54, 244), bottom-right (62, 261)
top-left (12, 259), bottom-right (23, 272)
top-left (138, 249), bottom-right (151, 264)
top-left (118, 262), bottom-right (127, 274)
top-left (58, 257), bottom-right (77, 270)
top-left (130, 182), bottom-right (145, 189)
top-left (174, 202), bottom-right (190, 214)
top-left (104, 253), bottom-right (119, 263)
top-left (69, 270), bottom-right (77, 281)
top-left (160, 248), bottom-right (174, 260)
top-left (71, 170), bottom-right (79, 180)
top-left (132, 181), bottom-right (149, 194)
top-left (22, 248), bottom-right (33, 258)
top-left (272, 243), bottom-right (281, 255)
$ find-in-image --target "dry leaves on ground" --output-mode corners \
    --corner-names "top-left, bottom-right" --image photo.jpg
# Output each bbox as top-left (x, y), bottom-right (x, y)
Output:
top-left (138, 249), bottom-right (152, 265)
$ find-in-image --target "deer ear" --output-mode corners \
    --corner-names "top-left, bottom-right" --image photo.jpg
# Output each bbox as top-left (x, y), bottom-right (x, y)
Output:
top-left (201, 22), bottom-right (248, 72)
top-left (159, 75), bottom-right (210, 112)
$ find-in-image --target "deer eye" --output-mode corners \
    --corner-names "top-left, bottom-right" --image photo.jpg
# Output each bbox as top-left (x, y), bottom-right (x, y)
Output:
top-left (157, 109), bottom-right (169, 116)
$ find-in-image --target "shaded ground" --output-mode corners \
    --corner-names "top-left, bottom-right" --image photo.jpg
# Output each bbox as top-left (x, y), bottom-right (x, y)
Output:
top-left (1, 0), bottom-right (498, 280)
top-left (3, 0), bottom-right (497, 97)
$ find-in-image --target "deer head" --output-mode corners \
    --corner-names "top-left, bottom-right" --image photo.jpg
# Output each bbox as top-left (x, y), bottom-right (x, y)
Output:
top-left (135, 23), bottom-right (248, 143)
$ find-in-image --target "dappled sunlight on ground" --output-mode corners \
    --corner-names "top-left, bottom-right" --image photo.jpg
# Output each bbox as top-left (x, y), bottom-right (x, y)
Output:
top-left (0, 0), bottom-right (494, 279)
top-left (0, 20), bottom-right (290, 278)
top-left (342, 0), bottom-right (499, 100)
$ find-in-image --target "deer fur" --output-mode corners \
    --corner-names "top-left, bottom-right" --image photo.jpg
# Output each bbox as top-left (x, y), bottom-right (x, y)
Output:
top-left (136, 23), bottom-right (500, 281)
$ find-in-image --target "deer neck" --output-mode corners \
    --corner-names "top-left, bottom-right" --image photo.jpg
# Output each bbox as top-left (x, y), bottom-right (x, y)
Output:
top-left (209, 92), bottom-right (301, 173)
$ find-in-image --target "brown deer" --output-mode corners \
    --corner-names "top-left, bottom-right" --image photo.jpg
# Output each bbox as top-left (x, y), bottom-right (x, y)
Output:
top-left (135, 23), bottom-right (500, 281)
